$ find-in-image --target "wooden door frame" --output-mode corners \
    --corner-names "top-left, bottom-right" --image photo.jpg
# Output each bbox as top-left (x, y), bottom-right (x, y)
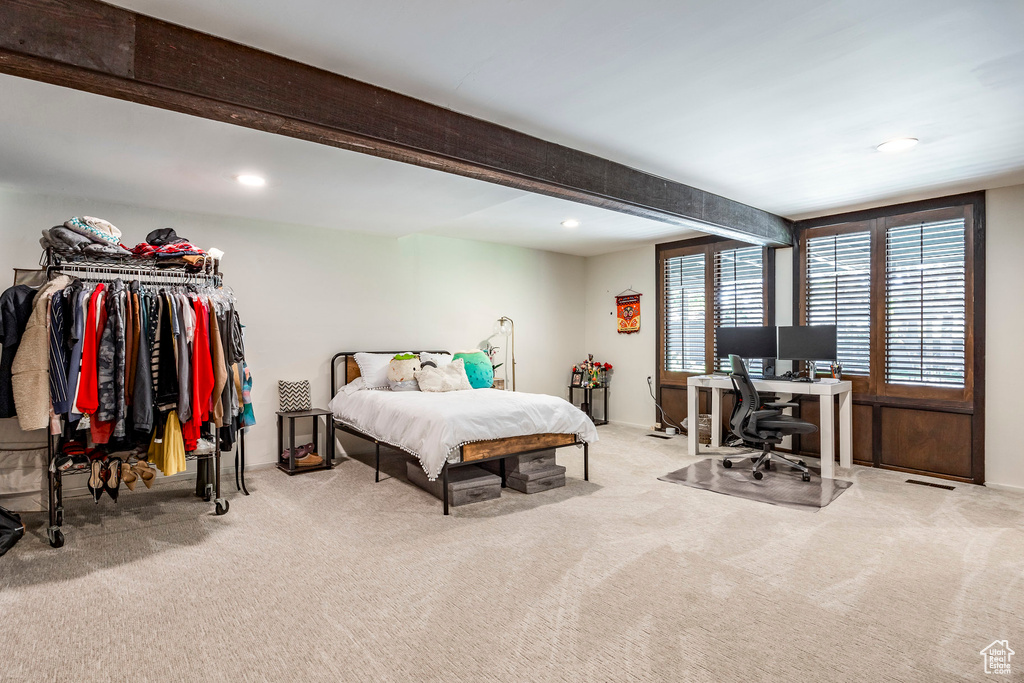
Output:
top-left (793, 192), bottom-right (985, 483)
top-left (655, 236), bottom-right (775, 428)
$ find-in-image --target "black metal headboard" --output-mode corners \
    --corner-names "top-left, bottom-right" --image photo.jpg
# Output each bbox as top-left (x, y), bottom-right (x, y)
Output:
top-left (330, 351), bottom-right (449, 400)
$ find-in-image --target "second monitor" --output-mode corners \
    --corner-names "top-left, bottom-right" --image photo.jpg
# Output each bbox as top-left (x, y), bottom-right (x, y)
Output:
top-left (716, 326), bottom-right (777, 360)
top-left (776, 325), bottom-right (837, 361)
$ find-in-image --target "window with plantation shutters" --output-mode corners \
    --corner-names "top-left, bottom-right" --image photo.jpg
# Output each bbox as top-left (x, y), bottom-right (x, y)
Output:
top-left (663, 252), bottom-right (706, 373)
top-left (795, 198), bottom-right (980, 481)
top-left (714, 246), bottom-right (764, 372)
top-left (885, 218), bottom-right (967, 387)
top-left (805, 231), bottom-right (872, 376)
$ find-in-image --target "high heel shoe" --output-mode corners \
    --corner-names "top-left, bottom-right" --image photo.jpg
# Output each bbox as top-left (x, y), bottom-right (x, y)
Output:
top-left (132, 461), bottom-right (156, 489)
top-left (121, 461), bottom-right (138, 491)
top-left (88, 459), bottom-right (104, 503)
top-left (105, 457), bottom-right (122, 502)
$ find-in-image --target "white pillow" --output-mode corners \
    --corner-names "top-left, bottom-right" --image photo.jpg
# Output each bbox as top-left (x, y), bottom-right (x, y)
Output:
top-left (341, 377), bottom-right (367, 395)
top-left (415, 358), bottom-right (473, 392)
top-left (419, 352), bottom-right (453, 369)
top-left (354, 352), bottom-right (406, 390)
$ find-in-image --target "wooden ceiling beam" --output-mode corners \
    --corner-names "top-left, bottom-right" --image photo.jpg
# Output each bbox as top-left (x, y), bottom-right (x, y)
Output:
top-left (0, 0), bottom-right (794, 246)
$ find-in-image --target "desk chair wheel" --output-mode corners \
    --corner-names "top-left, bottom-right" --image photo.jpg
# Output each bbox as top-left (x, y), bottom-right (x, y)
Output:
top-left (753, 470), bottom-right (764, 481)
top-left (722, 459), bottom-right (733, 468)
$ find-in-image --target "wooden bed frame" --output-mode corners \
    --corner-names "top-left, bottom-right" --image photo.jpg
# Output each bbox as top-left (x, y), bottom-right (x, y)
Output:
top-left (330, 351), bottom-right (590, 515)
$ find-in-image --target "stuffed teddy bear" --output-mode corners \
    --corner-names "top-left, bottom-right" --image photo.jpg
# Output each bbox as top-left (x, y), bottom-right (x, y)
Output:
top-left (387, 353), bottom-right (421, 391)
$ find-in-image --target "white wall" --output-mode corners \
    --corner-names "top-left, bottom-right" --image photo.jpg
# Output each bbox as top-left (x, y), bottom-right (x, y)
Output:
top-left (5, 183), bottom-right (1021, 491)
top-left (0, 188), bottom-right (586, 469)
top-left (985, 184), bottom-right (1024, 491)
top-left (583, 245), bottom-right (657, 427)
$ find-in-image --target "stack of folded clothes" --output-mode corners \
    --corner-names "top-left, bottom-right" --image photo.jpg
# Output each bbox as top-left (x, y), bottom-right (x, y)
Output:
top-left (39, 216), bottom-right (131, 257)
top-left (130, 228), bottom-right (207, 267)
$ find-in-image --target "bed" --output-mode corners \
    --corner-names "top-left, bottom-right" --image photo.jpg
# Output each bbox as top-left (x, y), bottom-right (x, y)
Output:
top-left (328, 351), bottom-right (599, 514)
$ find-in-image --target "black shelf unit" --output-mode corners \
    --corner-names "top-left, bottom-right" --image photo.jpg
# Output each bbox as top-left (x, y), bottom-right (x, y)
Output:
top-left (276, 409), bottom-right (334, 475)
top-left (568, 385), bottom-right (609, 426)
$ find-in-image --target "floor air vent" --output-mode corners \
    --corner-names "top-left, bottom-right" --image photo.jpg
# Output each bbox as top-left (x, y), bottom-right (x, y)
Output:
top-left (906, 479), bottom-right (956, 491)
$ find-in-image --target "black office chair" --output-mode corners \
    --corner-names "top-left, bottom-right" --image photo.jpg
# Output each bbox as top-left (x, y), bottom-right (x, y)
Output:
top-left (723, 354), bottom-right (818, 481)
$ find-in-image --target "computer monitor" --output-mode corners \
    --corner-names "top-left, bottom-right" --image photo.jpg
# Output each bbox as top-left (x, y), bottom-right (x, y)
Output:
top-left (716, 326), bottom-right (777, 360)
top-left (777, 325), bottom-right (837, 361)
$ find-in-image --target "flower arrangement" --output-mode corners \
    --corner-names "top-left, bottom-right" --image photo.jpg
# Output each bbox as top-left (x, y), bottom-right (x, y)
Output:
top-left (573, 354), bottom-right (613, 388)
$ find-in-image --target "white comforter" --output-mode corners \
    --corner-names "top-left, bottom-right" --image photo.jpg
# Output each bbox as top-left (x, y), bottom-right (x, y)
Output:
top-left (328, 388), bottom-right (599, 480)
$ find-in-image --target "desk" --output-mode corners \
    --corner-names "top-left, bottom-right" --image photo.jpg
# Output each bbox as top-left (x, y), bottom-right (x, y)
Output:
top-left (686, 376), bottom-right (853, 480)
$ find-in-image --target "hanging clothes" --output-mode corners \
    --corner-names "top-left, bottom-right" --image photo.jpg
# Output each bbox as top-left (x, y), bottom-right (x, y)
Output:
top-left (65, 283), bottom-right (91, 423)
top-left (173, 293), bottom-right (192, 425)
top-left (11, 275), bottom-right (71, 432)
top-left (0, 285), bottom-right (38, 419)
top-left (9, 265), bottom-right (249, 463)
top-left (48, 290), bottom-right (71, 432)
top-left (124, 282), bottom-right (135, 406)
top-left (147, 409), bottom-right (186, 476)
top-left (75, 284), bottom-right (105, 416)
top-left (240, 362), bottom-right (255, 427)
top-left (209, 306), bottom-right (227, 428)
top-left (153, 292), bottom-right (177, 419)
top-left (183, 297), bottom-right (214, 452)
top-left (132, 287), bottom-right (154, 434)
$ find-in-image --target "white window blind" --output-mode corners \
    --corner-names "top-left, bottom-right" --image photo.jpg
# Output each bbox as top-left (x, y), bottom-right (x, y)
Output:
top-left (663, 253), bottom-right (706, 373)
top-left (714, 246), bottom-right (764, 373)
top-left (885, 218), bottom-right (966, 387)
top-left (805, 231), bottom-right (872, 376)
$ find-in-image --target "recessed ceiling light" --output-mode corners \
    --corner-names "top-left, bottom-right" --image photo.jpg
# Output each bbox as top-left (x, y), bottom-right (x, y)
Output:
top-left (235, 173), bottom-right (267, 187)
top-left (876, 138), bottom-right (919, 153)
top-left (561, 219), bottom-right (580, 228)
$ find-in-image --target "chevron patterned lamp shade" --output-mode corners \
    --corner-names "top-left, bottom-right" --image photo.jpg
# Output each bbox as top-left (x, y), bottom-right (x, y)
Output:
top-left (278, 380), bottom-right (312, 412)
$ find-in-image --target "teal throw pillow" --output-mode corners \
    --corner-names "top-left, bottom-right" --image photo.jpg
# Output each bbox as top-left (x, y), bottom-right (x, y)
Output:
top-left (452, 350), bottom-right (494, 389)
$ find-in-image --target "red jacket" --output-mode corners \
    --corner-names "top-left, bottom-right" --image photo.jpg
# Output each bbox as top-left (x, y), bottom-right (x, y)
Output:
top-left (75, 284), bottom-right (105, 415)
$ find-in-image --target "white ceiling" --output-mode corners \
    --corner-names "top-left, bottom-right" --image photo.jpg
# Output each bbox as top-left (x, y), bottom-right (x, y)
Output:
top-left (2, 0), bottom-right (1023, 255)
top-left (110, 0), bottom-right (1024, 218)
top-left (0, 75), bottom-right (700, 257)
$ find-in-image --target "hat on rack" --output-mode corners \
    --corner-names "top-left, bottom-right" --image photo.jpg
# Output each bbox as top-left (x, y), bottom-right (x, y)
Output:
top-left (146, 228), bottom-right (188, 246)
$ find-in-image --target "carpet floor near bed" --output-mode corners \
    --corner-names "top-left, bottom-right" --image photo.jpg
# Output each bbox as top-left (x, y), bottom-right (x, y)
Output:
top-left (1, 424), bottom-right (1022, 682)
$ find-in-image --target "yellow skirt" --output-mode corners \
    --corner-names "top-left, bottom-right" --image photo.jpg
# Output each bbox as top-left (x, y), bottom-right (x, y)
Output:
top-left (148, 410), bottom-right (186, 477)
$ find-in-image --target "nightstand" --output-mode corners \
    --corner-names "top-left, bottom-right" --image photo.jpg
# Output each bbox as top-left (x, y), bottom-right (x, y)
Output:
top-left (568, 385), bottom-right (609, 425)
top-left (276, 408), bottom-right (334, 475)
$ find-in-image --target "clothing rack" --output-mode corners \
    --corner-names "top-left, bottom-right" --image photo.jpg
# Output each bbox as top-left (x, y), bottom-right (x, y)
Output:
top-left (43, 248), bottom-right (222, 287)
top-left (40, 249), bottom-right (231, 548)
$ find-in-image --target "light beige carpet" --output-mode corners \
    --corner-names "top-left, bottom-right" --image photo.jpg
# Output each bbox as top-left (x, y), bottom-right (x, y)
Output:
top-left (1, 424), bottom-right (1022, 682)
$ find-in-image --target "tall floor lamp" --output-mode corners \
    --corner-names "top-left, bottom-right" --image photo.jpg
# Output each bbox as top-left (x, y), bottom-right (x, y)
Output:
top-left (496, 316), bottom-right (515, 391)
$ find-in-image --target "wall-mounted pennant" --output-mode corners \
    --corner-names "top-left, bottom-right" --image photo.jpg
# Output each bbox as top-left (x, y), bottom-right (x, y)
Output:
top-left (615, 290), bottom-right (642, 334)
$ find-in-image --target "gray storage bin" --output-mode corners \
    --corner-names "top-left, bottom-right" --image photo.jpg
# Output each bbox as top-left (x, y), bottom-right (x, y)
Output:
top-left (506, 465), bottom-right (566, 494)
top-left (406, 460), bottom-right (501, 507)
top-left (507, 450), bottom-right (558, 473)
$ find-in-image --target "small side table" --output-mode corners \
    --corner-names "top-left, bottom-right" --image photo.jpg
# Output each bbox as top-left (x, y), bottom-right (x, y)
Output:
top-left (568, 385), bottom-right (609, 425)
top-left (277, 409), bottom-right (334, 475)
